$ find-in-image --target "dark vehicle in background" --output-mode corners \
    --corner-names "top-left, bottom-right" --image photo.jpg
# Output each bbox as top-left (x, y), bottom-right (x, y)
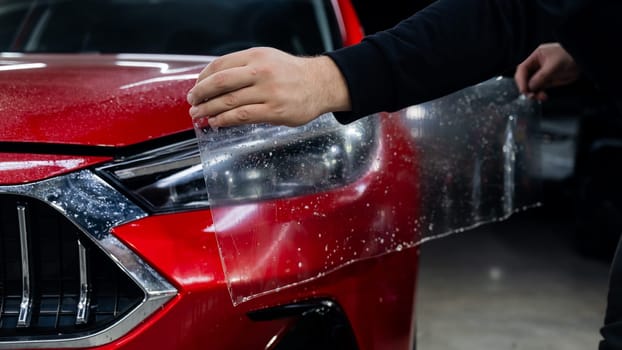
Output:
top-left (540, 81), bottom-right (622, 262)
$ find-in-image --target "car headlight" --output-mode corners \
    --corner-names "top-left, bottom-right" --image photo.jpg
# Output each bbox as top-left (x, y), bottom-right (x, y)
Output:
top-left (98, 114), bottom-right (379, 213)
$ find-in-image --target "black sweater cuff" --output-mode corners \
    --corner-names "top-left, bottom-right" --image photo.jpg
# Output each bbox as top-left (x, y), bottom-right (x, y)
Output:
top-left (324, 40), bottom-right (395, 125)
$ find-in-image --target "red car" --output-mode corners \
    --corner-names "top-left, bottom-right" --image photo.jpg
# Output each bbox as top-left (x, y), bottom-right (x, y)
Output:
top-left (0, 1), bottom-right (422, 349)
top-left (0, 0), bottom-right (541, 349)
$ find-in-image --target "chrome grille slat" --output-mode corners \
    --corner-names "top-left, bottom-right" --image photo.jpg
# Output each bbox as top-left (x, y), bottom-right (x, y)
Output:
top-left (2, 196), bottom-right (143, 335)
top-left (0, 170), bottom-right (177, 348)
top-left (75, 240), bottom-right (89, 326)
top-left (16, 206), bottom-right (32, 328)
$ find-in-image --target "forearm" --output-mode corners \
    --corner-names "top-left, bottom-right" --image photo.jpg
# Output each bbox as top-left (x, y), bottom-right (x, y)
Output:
top-left (327, 0), bottom-right (550, 124)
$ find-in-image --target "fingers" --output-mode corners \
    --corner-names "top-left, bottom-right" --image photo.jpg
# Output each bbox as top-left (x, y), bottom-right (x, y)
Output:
top-left (514, 48), bottom-right (553, 99)
top-left (514, 53), bottom-right (540, 94)
top-left (188, 65), bottom-right (259, 106)
top-left (514, 64), bottom-right (529, 94)
top-left (207, 104), bottom-right (272, 128)
top-left (515, 42), bottom-right (580, 102)
top-left (196, 49), bottom-right (255, 83)
top-left (526, 64), bottom-right (554, 93)
top-left (188, 49), bottom-right (267, 106)
top-left (535, 91), bottom-right (548, 101)
top-left (189, 85), bottom-right (266, 119)
top-left (185, 47), bottom-right (337, 128)
top-left (188, 66), bottom-right (256, 106)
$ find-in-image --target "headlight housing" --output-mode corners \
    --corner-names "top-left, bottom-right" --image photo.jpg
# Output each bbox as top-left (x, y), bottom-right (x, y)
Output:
top-left (98, 114), bottom-right (380, 213)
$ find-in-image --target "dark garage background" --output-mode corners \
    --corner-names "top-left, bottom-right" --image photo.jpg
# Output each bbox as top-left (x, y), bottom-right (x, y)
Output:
top-left (350, 2), bottom-right (622, 349)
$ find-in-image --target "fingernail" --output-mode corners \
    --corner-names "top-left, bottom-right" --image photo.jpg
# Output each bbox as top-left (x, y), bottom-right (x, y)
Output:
top-left (208, 117), bottom-right (219, 131)
top-left (189, 106), bottom-right (198, 117)
top-left (187, 92), bottom-right (194, 105)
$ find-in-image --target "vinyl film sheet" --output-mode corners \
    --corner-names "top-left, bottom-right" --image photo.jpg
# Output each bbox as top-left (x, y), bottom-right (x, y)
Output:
top-left (194, 77), bottom-right (542, 305)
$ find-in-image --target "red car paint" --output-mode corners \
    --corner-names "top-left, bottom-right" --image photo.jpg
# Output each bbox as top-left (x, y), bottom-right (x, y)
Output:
top-left (92, 110), bottom-right (420, 350)
top-left (334, 0), bottom-right (365, 44)
top-left (0, 1), bottom-right (420, 349)
top-left (0, 54), bottom-right (201, 147)
top-left (0, 153), bottom-right (110, 185)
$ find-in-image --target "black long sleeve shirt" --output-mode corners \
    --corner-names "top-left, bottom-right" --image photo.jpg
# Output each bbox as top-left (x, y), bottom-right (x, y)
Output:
top-left (325, 0), bottom-right (622, 124)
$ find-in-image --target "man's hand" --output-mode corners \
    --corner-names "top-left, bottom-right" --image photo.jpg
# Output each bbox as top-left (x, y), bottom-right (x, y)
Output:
top-left (187, 47), bottom-right (351, 128)
top-left (514, 43), bottom-right (580, 101)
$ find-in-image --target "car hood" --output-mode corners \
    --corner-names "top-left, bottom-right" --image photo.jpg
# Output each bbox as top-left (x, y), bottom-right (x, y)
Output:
top-left (0, 53), bottom-right (212, 147)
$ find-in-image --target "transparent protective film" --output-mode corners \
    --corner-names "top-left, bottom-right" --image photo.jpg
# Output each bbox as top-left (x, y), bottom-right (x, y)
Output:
top-left (194, 77), bottom-right (542, 305)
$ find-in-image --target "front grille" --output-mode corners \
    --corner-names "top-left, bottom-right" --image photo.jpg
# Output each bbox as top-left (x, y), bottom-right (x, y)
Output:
top-left (0, 194), bottom-right (144, 340)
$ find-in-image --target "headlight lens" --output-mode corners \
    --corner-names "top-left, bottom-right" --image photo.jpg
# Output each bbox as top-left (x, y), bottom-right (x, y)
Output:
top-left (99, 114), bottom-right (380, 212)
